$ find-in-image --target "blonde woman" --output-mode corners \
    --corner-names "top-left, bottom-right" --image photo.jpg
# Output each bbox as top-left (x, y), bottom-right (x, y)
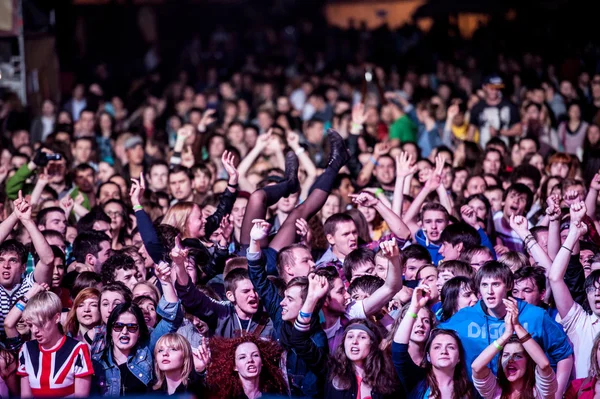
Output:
top-left (152, 333), bottom-right (208, 395)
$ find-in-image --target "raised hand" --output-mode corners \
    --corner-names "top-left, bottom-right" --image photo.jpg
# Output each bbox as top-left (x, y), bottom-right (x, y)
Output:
top-left (434, 154), bottom-right (445, 177)
top-left (494, 245), bottom-right (510, 256)
top-left (156, 261), bottom-right (175, 283)
top-left (222, 151), bottom-right (239, 184)
top-left (373, 142), bottom-right (391, 158)
top-left (219, 215), bottom-right (234, 240)
top-left (446, 103), bottom-right (460, 120)
top-left (60, 196), bottom-right (75, 216)
top-left (349, 191), bottom-right (379, 208)
top-left (192, 337), bottom-right (211, 372)
top-left (13, 190), bottom-right (32, 221)
top-left (590, 171), bottom-right (600, 191)
top-left (380, 239), bottom-right (399, 259)
top-left (129, 173), bottom-right (146, 207)
top-left (570, 201), bottom-right (587, 225)
top-left (177, 125), bottom-right (195, 143)
top-left (351, 103), bottom-right (368, 126)
top-left (307, 273), bottom-right (329, 301)
top-left (295, 218), bottom-right (309, 240)
top-left (509, 214), bottom-right (530, 238)
top-left (545, 195), bottom-right (561, 222)
top-left (198, 109), bottom-right (217, 131)
top-left (502, 297), bottom-right (520, 338)
top-left (286, 130), bottom-right (301, 150)
top-left (460, 205), bottom-right (478, 228)
top-left (411, 285), bottom-right (431, 310)
top-left (170, 236), bottom-right (189, 265)
top-left (424, 171), bottom-right (442, 192)
top-left (395, 151), bottom-right (417, 178)
top-left (24, 282), bottom-right (50, 300)
top-left (255, 129), bottom-right (273, 151)
top-left (563, 190), bottom-right (581, 206)
top-left (250, 219), bottom-right (271, 242)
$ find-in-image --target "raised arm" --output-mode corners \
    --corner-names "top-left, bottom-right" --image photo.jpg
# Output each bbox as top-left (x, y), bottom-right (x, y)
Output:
top-left (290, 274), bottom-right (329, 373)
top-left (131, 174), bottom-right (166, 263)
top-left (509, 214), bottom-right (552, 271)
top-left (548, 202), bottom-right (587, 318)
top-left (14, 191), bottom-right (53, 284)
top-left (432, 155), bottom-right (453, 215)
top-left (362, 239), bottom-right (403, 316)
top-left (392, 152), bottom-right (417, 216)
top-left (403, 166), bottom-right (442, 233)
top-left (472, 298), bottom-right (515, 379)
top-left (204, 151), bottom-right (238, 237)
top-left (356, 143), bottom-right (391, 188)
top-left (585, 170), bottom-right (600, 220)
top-left (546, 195), bottom-right (562, 260)
top-left (4, 283), bottom-right (48, 338)
top-left (393, 285), bottom-right (430, 344)
top-left (246, 219), bottom-right (282, 319)
top-left (509, 299), bottom-right (554, 378)
top-left (29, 172), bottom-right (49, 206)
top-left (0, 213), bottom-right (19, 245)
top-left (351, 191), bottom-right (411, 239)
top-left (170, 126), bottom-right (195, 167)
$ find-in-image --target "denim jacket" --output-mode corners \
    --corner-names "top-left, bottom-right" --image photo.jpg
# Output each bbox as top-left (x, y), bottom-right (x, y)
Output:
top-left (92, 344), bottom-right (153, 397)
top-left (91, 297), bottom-right (183, 396)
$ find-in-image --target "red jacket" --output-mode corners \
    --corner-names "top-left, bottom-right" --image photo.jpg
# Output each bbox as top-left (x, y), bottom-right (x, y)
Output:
top-left (566, 377), bottom-right (597, 399)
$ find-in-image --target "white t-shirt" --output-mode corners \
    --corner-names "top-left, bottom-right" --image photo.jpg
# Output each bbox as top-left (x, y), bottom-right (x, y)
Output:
top-left (558, 301), bottom-right (600, 378)
top-left (323, 300), bottom-right (368, 340)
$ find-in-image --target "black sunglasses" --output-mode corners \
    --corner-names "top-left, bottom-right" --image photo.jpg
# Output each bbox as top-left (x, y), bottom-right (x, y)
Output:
top-left (113, 322), bottom-right (139, 333)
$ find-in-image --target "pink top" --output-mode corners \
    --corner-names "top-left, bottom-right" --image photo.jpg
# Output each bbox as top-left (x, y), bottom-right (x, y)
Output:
top-left (473, 366), bottom-right (557, 399)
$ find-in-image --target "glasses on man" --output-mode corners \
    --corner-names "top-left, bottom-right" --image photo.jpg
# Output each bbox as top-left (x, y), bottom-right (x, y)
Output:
top-left (113, 322), bottom-right (139, 333)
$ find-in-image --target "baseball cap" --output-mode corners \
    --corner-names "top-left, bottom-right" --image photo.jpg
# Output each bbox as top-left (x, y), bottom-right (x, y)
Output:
top-left (483, 75), bottom-right (505, 88)
top-left (124, 136), bottom-right (144, 150)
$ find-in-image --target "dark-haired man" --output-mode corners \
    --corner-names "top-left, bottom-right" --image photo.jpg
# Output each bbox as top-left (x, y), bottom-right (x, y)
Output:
top-left (493, 183), bottom-right (534, 252)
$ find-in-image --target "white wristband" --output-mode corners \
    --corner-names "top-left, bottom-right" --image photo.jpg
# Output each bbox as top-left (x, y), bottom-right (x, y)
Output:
top-left (294, 147), bottom-right (306, 156)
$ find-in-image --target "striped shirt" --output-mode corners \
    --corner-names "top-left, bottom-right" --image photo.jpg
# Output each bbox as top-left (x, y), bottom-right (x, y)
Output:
top-left (0, 272), bottom-right (35, 337)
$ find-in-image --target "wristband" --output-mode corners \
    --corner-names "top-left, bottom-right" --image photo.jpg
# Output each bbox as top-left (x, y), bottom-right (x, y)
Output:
top-left (561, 245), bottom-right (573, 254)
top-left (299, 311), bottom-right (312, 318)
top-left (518, 333), bottom-right (532, 344)
top-left (15, 302), bottom-right (25, 312)
top-left (133, 205), bottom-right (144, 211)
top-left (374, 188), bottom-right (384, 198)
top-left (228, 183), bottom-right (239, 188)
top-left (493, 340), bottom-right (503, 351)
top-left (294, 147), bottom-right (306, 156)
top-left (370, 156), bottom-right (379, 166)
top-left (351, 122), bottom-right (363, 131)
top-left (407, 311), bottom-right (418, 319)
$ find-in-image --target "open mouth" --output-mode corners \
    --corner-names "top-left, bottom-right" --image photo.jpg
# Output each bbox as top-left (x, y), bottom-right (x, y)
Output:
top-left (506, 365), bottom-right (518, 376)
top-left (350, 347), bottom-right (360, 355)
top-left (118, 335), bottom-right (131, 344)
top-left (143, 316), bottom-right (151, 324)
top-left (247, 365), bottom-right (257, 373)
top-left (414, 330), bottom-right (426, 336)
top-left (1, 272), bottom-right (10, 279)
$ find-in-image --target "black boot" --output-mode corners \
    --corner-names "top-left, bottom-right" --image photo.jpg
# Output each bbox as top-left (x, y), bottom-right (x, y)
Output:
top-left (326, 129), bottom-right (351, 171)
top-left (283, 151), bottom-right (300, 196)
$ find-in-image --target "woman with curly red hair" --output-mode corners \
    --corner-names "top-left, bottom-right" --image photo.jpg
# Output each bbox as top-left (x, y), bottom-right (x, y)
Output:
top-left (205, 334), bottom-right (288, 398)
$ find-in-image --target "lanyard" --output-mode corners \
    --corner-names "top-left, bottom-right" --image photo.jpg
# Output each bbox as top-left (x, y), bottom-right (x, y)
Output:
top-left (236, 313), bottom-right (253, 335)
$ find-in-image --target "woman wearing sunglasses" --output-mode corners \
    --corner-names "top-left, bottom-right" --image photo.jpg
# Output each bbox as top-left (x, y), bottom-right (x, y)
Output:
top-left (91, 263), bottom-right (184, 396)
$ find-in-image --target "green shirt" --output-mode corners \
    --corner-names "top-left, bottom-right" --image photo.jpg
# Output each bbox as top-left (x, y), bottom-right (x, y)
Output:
top-left (388, 115), bottom-right (417, 143)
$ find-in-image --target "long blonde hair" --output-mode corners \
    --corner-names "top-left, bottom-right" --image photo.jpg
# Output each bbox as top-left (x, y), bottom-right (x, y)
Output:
top-left (162, 202), bottom-right (197, 238)
top-left (152, 333), bottom-right (194, 390)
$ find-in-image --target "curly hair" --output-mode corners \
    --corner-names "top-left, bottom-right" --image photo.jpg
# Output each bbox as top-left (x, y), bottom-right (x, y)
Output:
top-left (328, 319), bottom-right (398, 395)
top-left (206, 335), bottom-right (287, 398)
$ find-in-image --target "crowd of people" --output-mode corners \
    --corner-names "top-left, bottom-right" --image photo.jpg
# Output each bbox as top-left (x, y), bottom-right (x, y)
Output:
top-left (2, 15), bottom-right (600, 399)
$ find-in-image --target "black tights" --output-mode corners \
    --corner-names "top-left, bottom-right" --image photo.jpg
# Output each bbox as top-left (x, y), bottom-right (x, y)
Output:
top-left (241, 167), bottom-right (338, 250)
